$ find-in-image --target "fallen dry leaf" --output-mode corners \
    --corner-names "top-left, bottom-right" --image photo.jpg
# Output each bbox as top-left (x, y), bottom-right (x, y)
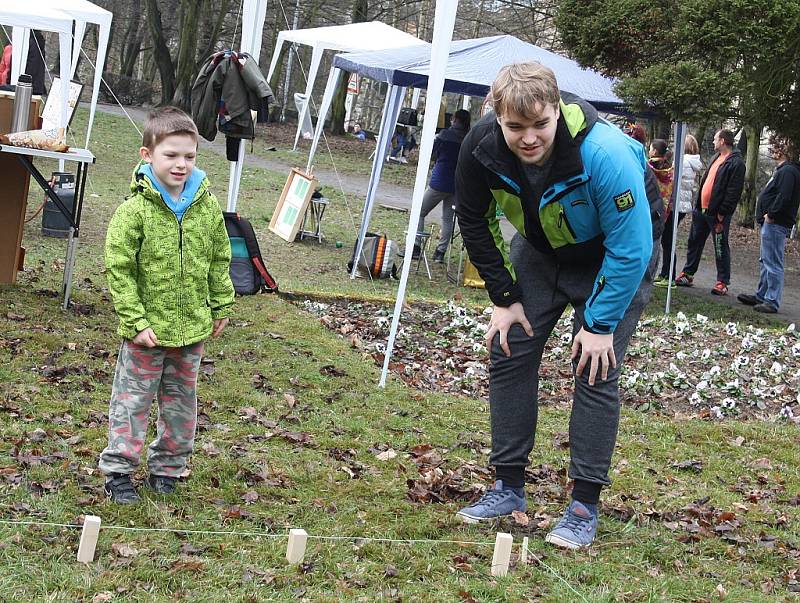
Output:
top-left (511, 510), bottom-right (530, 526)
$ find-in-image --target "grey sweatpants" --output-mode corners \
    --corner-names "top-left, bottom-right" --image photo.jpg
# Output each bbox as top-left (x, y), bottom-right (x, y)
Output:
top-left (488, 234), bottom-right (658, 486)
top-left (419, 186), bottom-right (455, 256)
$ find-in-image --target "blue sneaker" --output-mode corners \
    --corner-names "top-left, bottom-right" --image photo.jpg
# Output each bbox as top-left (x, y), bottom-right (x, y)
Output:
top-left (545, 500), bottom-right (598, 549)
top-left (456, 480), bottom-right (526, 523)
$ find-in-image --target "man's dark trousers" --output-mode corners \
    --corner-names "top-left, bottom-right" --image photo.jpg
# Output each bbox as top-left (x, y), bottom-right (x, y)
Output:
top-left (488, 235), bottom-right (657, 487)
top-left (682, 209), bottom-right (733, 284)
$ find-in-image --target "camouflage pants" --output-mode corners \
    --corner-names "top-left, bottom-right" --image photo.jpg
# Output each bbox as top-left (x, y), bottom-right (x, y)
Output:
top-left (99, 340), bottom-right (204, 477)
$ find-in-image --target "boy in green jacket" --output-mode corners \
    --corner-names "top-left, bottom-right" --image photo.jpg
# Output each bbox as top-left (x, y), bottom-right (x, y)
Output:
top-left (99, 106), bottom-right (234, 504)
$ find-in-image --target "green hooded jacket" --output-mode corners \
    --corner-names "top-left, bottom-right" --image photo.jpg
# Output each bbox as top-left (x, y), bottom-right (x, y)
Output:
top-left (105, 166), bottom-right (234, 347)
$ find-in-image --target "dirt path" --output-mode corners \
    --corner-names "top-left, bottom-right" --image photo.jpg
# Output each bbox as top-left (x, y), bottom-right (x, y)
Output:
top-left (95, 103), bottom-right (800, 324)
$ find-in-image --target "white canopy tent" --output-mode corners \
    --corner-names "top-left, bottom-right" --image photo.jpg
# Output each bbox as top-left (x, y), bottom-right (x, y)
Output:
top-left (265, 21), bottom-right (424, 151)
top-left (225, 0), bottom-right (268, 212)
top-left (1, 0), bottom-right (112, 149)
top-left (0, 2), bottom-right (72, 135)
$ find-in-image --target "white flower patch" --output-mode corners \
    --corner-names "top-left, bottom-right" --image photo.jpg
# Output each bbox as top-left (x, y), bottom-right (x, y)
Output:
top-left (779, 405), bottom-right (795, 420)
top-left (675, 322), bottom-right (688, 335)
top-left (303, 300), bottom-right (329, 313)
top-left (375, 316), bottom-right (390, 327)
top-left (689, 392), bottom-right (702, 405)
top-left (560, 332), bottom-right (573, 345)
top-left (768, 343), bottom-right (782, 357)
top-left (696, 380), bottom-right (709, 391)
top-left (740, 335), bottom-right (755, 351)
top-left (472, 342), bottom-right (484, 353)
top-left (483, 306), bottom-right (494, 315)
top-left (621, 369), bottom-right (640, 388)
top-left (723, 379), bottom-right (740, 392)
top-left (726, 322), bottom-right (738, 336)
top-left (792, 343), bottom-right (800, 357)
top-left (695, 314), bottom-right (708, 324)
top-left (709, 365), bottom-right (721, 376)
top-left (676, 311), bottom-right (687, 322)
top-left (550, 346), bottom-right (563, 356)
top-left (770, 362), bottom-right (783, 376)
top-left (710, 406), bottom-right (724, 419)
top-left (701, 348), bottom-right (711, 360)
top-left (733, 355), bottom-right (750, 368)
top-left (788, 323), bottom-right (796, 333)
top-left (676, 351), bottom-right (688, 361)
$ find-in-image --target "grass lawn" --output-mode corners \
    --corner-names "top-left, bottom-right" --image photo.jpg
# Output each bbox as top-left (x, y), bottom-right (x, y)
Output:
top-left (0, 110), bottom-right (797, 602)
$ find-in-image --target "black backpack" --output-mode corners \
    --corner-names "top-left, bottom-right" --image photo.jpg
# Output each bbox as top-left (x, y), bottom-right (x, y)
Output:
top-left (223, 212), bottom-right (278, 294)
top-left (397, 107), bottom-right (418, 126)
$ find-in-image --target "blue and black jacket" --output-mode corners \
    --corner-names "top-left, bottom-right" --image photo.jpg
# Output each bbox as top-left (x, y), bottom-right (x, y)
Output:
top-left (455, 93), bottom-right (652, 334)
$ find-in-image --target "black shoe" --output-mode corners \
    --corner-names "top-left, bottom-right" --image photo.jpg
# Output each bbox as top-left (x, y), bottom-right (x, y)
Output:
top-left (104, 473), bottom-right (140, 504)
top-left (753, 303), bottom-right (778, 314)
top-left (737, 293), bottom-right (760, 306)
top-left (146, 474), bottom-right (178, 494)
top-left (432, 251), bottom-right (445, 264)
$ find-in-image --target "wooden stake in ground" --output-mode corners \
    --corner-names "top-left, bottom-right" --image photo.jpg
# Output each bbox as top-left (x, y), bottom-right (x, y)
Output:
top-left (520, 536), bottom-right (529, 564)
top-left (286, 528), bottom-right (308, 564)
top-left (491, 532), bottom-right (513, 577)
top-left (77, 515), bottom-right (101, 563)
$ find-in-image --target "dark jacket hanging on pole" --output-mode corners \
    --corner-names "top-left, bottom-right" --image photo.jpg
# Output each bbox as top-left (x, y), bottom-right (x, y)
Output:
top-left (191, 51), bottom-right (275, 142)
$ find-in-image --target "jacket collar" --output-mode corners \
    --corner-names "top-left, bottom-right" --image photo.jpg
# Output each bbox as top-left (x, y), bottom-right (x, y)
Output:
top-left (129, 161), bottom-right (209, 206)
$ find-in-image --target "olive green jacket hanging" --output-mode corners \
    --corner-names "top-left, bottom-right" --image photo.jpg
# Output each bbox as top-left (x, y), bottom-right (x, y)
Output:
top-left (105, 167), bottom-right (234, 347)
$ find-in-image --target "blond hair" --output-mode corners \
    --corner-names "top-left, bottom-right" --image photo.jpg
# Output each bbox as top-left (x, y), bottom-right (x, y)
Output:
top-left (684, 134), bottom-right (699, 155)
top-left (489, 62), bottom-right (560, 119)
top-left (142, 106), bottom-right (199, 150)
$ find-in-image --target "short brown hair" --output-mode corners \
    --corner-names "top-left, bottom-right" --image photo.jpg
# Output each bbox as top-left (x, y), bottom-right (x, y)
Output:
top-left (489, 62), bottom-right (560, 119)
top-left (716, 129), bottom-right (735, 147)
top-left (684, 134), bottom-right (699, 155)
top-left (142, 106), bottom-right (199, 150)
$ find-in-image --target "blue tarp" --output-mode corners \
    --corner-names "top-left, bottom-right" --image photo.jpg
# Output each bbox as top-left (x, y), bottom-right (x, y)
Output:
top-left (333, 34), bottom-right (623, 111)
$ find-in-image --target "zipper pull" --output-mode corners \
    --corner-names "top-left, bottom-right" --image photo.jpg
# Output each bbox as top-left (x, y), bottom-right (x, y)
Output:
top-left (558, 205), bottom-right (564, 228)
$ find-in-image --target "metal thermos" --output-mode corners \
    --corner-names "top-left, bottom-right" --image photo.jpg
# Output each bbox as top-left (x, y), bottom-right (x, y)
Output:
top-left (10, 74), bottom-right (33, 133)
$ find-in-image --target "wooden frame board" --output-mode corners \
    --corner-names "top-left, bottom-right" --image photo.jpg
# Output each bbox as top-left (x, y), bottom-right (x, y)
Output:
top-left (41, 77), bottom-right (84, 132)
top-left (269, 167), bottom-right (318, 242)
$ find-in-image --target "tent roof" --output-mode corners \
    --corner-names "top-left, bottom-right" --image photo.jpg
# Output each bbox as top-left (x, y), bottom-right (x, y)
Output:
top-left (38, 0), bottom-right (112, 25)
top-left (278, 21), bottom-right (424, 52)
top-left (333, 34), bottom-right (623, 111)
top-left (0, 3), bottom-right (74, 33)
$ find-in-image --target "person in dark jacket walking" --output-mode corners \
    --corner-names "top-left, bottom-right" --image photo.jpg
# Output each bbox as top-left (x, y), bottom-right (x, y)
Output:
top-left (737, 137), bottom-right (800, 313)
top-left (418, 109), bottom-right (471, 262)
top-left (675, 129), bottom-right (746, 295)
top-left (453, 62), bottom-right (655, 549)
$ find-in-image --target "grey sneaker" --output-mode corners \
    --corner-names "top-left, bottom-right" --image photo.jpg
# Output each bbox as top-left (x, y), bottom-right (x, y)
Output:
top-left (545, 500), bottom-right (598, 549)
top-left (456, 480), bottom-right (526, 523)
top-left (104, 473), bottom-right (140, 504)
top-left (146, 474), bottom-right (178, 494)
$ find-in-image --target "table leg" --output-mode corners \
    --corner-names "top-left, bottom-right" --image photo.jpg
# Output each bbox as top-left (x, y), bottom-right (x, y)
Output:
top-left (62, 227), bottom-right (79, 310)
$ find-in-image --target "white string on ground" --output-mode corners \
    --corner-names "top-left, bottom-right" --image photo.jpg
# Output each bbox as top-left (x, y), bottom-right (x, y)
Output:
top-left (0, 518), bottom-right (488, 547)
top-left (0, 517), bottom-right (589, 595)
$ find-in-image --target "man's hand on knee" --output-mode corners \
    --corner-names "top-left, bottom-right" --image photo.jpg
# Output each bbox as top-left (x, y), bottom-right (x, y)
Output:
top-left (571, 327), bottom-right (616, 386)
top-left (485, 302), bottom-right (534, 357)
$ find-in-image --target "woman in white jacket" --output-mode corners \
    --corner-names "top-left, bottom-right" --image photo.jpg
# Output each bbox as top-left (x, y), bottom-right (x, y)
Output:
top-left (657, 134), bottom-right (703, 283)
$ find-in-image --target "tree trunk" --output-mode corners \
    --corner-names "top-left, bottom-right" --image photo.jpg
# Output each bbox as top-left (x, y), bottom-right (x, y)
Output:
top-left (119, 0), bottom-right (144, 77)
top-left (144, 0), bottom-right (176, 104)
top-left (736, 122), bottom-right (762, 228)
top-left (171, 0), bottom-right (202, 109)
top-left (329, 73), bottom-right (349, 135)
top-left (328, 0), bottom-right (368, 134)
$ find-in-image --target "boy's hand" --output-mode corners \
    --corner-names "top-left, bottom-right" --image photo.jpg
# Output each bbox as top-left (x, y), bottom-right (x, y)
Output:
top-left (212, 318), bottom-right (229, 337)
top-left (133, 328), bottom-right (159, 348)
